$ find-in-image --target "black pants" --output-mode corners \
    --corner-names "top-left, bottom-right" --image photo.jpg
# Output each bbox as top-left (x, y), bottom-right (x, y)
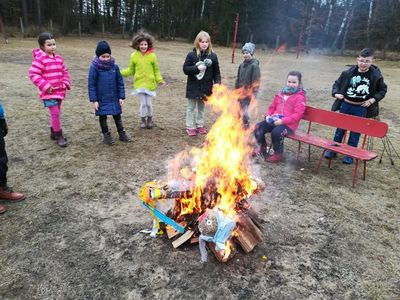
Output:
top-left (99, 114), bottom-right (124, 134)
top-left (254, 120), bottom-right (292, 154)
top-left (0, 133), bottom-right (8, 187)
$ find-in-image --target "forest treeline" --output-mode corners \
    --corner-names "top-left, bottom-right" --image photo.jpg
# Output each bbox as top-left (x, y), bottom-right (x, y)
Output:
top-left (0, 0), bottom-right (399, 54)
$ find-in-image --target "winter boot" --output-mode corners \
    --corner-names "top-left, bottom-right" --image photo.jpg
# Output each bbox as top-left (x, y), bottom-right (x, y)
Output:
top-left (50, 127), bottom-right (57, 140)
top-left (54, 130), bottom-right (67, 147)
top-left (118, 130), bottom-right (130, 142)
top-left (146, 116), bottom-right (153, 129)
top-left (103, 132), bottom-right (114, 145)
top-left (140, 117), bottom-right (147, 129)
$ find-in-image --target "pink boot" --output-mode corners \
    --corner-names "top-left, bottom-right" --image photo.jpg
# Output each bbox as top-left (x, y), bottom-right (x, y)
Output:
top-left (265, 153), bottom-right (283, 163)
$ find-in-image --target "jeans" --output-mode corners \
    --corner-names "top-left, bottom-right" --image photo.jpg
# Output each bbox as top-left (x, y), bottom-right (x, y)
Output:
top-left (186, 98), bottom-right (205, 129)
top-left (254, 120), bottom-right (292, 154)
top-left (333, 101), bottom-right (367, 147)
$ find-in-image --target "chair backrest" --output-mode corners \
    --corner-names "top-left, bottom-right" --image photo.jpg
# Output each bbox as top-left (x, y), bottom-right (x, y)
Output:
top-left (303, 106), bottom-right (388, 138)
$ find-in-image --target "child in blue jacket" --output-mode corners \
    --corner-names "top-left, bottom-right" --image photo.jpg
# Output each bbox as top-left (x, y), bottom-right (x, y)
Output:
top-left (88, 41), bottom-right (129, 145)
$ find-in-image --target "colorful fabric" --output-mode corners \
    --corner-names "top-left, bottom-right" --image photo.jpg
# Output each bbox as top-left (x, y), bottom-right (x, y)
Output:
top-left (91, 56), bottom-right (115, 70)
top-left (29, 48), bottom-right (71, 100)
top-left (281, 86), bottom-right (301, 95)
top-left (121, 50), bottom-right (164, 91)
top-left (266, 89), bottom-right (307, 132)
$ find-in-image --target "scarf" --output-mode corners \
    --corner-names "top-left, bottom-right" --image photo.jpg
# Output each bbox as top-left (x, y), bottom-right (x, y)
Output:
top-left (92, 56), bottom-right (115, 71)
top-left (281, 86), bottom-right (301, 95)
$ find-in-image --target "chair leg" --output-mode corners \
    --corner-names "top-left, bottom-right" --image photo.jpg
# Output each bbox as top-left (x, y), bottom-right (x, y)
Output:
top-left (308, 144), bottom-right (311, 161)
top-left (363, 161), bottom-right (367, 180)
top-left (352, 159), bottom-right (359, 187)
top-left (315, 150), bottom-right (325, 172)
top-left (296, 141), bottom-right (301, 160)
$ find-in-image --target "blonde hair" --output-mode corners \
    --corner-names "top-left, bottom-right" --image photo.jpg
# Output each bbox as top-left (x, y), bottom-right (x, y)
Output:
top-left (194, 30), bottom-right (213, 55)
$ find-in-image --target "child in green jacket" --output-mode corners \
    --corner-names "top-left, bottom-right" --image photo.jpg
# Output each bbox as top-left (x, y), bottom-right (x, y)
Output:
top-left (121, 31), bottom-right (165, 129)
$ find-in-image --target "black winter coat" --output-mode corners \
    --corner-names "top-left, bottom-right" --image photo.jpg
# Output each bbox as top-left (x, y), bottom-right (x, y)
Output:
top-left (235, 58), bottom-right (261, 99)
top-left (332, 65), bottom-right (387, 118)
top-left (183, 50), bottom-right (221, 100)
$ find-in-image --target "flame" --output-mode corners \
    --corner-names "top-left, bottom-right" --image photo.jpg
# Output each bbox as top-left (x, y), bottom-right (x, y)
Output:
top-left (168, 84), bottom-right (259, 219)
top-left (276, 43), bottom-right (287, 54)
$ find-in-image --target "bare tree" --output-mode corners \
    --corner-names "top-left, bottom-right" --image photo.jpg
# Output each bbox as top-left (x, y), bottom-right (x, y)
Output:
top-left (331, 0), bottom-right (354, 50)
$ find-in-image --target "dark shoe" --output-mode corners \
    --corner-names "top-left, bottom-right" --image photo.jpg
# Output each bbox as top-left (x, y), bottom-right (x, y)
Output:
top-left (140, 117), bottom-right (147, 129)
top-left (196, 127), bottom-right (207, 134)
top-left (0, 204), bottom-right (7, 214)
top-left (146, 116), bottom-right (153, 129)
top-left (324, 151), bottom-right (336, 159)
top-left (118, 131), bottom-right (130, 142)
top-left (103, 132), bottom-right (114, 145)
top-left (265, 153), bottom-right (283, 163)
top-left (0, 186), bottom-right (25, 202)
top-left (50, 127), bottom-right (57, 140)
top-left (54, 130), bottom-right (67, 147)
top-left (342, 156), bottom-right (354, 164)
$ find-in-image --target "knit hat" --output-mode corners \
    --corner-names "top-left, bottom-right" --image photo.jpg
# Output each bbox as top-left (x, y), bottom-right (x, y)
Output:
top-left (95, 40), bottom-right (111, 57)
top-left (242, 42), bottom-right (255, 55)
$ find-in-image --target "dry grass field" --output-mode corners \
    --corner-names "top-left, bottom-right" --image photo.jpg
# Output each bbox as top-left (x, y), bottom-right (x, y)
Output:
top-left (0, 37), bottom-right (399, 299)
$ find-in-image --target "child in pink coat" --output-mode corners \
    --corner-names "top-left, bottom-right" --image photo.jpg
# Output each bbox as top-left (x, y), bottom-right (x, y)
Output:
top-left (29, 32), bottom-right (71, 147)
top-left (253, 71), bottom-right (306, 162)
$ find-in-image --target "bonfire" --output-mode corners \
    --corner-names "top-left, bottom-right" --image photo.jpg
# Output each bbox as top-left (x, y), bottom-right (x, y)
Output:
top-left (140, 85), bottom-right (264, 262)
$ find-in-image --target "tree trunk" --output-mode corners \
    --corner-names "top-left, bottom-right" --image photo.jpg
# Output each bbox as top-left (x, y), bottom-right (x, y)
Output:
top-left (36, 0), bottom-right (41, 27)
top-left (367, 0), bottom-right (374, 44)
top-left (341, 2), bottom-right (355, 54)
top-left (21, 0), bottom-right (28, 28)
top-left (304, 0), bottom-right (317, 52)
top-left (331, 0), bottom-right (353, 50)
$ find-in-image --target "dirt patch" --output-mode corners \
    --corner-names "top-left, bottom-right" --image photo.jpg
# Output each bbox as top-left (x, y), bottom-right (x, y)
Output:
top-left (0, 37), bottom-right (399, 299)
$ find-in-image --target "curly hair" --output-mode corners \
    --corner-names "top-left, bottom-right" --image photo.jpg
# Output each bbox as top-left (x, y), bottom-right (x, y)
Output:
top-left (129, 30), bottom-right (154, 50)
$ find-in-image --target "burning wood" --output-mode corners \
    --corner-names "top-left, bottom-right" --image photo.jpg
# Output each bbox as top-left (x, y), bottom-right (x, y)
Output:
top-left (138, 85), bottom-right (265, 262)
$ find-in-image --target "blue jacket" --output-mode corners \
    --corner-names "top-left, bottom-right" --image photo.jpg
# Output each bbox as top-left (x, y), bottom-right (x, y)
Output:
top-left (88, 62), bottom-right (125, 116)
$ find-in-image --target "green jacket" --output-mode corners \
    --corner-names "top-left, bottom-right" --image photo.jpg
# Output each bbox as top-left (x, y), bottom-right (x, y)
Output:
top-left (121, 50), bottom-right (164, 91)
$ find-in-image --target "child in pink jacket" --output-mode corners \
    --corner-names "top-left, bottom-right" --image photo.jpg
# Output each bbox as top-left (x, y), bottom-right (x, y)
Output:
top-left (29, 32), bottom-right (71, 147)
top-left (253, 71), bottom-right (306, 162)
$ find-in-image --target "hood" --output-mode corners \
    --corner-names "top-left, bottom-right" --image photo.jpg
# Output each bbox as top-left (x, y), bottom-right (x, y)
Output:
top-left (244, 58), bottom-right (259, 66)
top-left (32, 48), bottom-right (44, 59)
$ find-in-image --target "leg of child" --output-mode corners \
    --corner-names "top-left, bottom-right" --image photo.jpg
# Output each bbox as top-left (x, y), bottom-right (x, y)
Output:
top-left (196, 99), bottom-right (205, 129)
top-left (270, 125), bottom-right (292, 154)
top-left (186, 98), bottom-right (197, 130)
top-left (138, 93), bottom-right (148, 128)
top-left (100, 115), bottom-right (114, 145)
top-left (48, 104), bottom-right (61, 133)
top-left (113, 114), bottom-right (130, 142)
top-left (145, 95), bottom-right (154, 129)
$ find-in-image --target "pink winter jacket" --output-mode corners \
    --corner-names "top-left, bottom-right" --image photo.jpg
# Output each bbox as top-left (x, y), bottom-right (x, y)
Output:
top-left (266, 89), bottom-right (307, 132)
top-left (29, 48), bottom-right (71, 100)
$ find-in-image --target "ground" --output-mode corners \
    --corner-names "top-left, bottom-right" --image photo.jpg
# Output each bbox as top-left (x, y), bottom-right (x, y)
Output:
top-left (0, 37), bottom-right (399, 300)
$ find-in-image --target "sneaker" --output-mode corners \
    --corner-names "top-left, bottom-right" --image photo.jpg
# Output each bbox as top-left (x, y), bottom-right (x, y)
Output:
top-left (342, 156), bottom-right (354, 164)
top-left (186, 128), bottom-right (197, 136)
top-left (0, 186), bottom-right (25, 202)
top-left (196, 127), bottom-right (207, 135)
top-left (265, 153), bottom-right (283, 163)
top-left (324, 151), bottom-right (337, 159)
top-left (252, 145), bottom-right (266, 158)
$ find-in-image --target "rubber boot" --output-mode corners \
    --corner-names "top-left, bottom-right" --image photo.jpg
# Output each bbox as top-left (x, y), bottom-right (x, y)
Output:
top-left (54, 130), bottom-right (67, 147)
top-left (103, 132), bottom-right (114, 145)
top-left (146, 116), bottom-right (153, 129)
top-left (140, 117), bottom-right (147, 129)
top-left (50, 127), bottom-right (57, 140)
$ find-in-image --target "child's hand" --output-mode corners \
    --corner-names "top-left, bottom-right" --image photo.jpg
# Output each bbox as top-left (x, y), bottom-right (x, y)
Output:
top-left (197, 64), bottom-right (206, 72)
top-left (274, 119), bottom-right (283, 126)
top-left (93, 101), bottom-right (99, 111)
top-left (46, 87), bottom-right (54, 94)
top-left (159, 82), bottom-right (167, 87)
top-left (334, 93), bottom-right (344, 100)
top-left (119, 99), bottom-right (124, 106)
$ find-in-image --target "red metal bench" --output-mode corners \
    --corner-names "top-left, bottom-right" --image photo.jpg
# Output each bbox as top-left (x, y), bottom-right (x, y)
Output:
top-left (287, 106), bottom-right (389, 187)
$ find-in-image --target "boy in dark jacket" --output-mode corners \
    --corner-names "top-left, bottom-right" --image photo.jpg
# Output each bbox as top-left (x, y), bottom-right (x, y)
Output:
top-left (235, 42), bottom-right (261, 128)
top-left (88, 41), bottom-right (129, 145)
top-left (325, 48), bottom-right (387, 164)
top-left (0, 102), bottom-right (25, 214)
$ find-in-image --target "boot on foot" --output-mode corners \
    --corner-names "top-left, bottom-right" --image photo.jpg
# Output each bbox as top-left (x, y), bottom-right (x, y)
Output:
top-left (140, 117), bottom-right (147, 129)
top-left (50, 127), bottom-right (57, 140)
top-left (0, 204), bottom-right (7, 214)
top-left (0, 186), bottom-right (25, 202)
top-left (118, 130), bottom-right (130, 142)
top-left (265, 153), bottom-right (283, 163)
top-left (103, 132), bottom-right (114, 145)
top-left (146, 116), bottom-right (153, 129)
top-left (54, 130), bottom-right (67, 147)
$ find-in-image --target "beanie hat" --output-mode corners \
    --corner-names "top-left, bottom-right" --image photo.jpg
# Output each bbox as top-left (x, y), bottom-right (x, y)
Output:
top-left (242, 42), bottom-right (255, 55)
top-left (95, 40), bottom-right (111, 57)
